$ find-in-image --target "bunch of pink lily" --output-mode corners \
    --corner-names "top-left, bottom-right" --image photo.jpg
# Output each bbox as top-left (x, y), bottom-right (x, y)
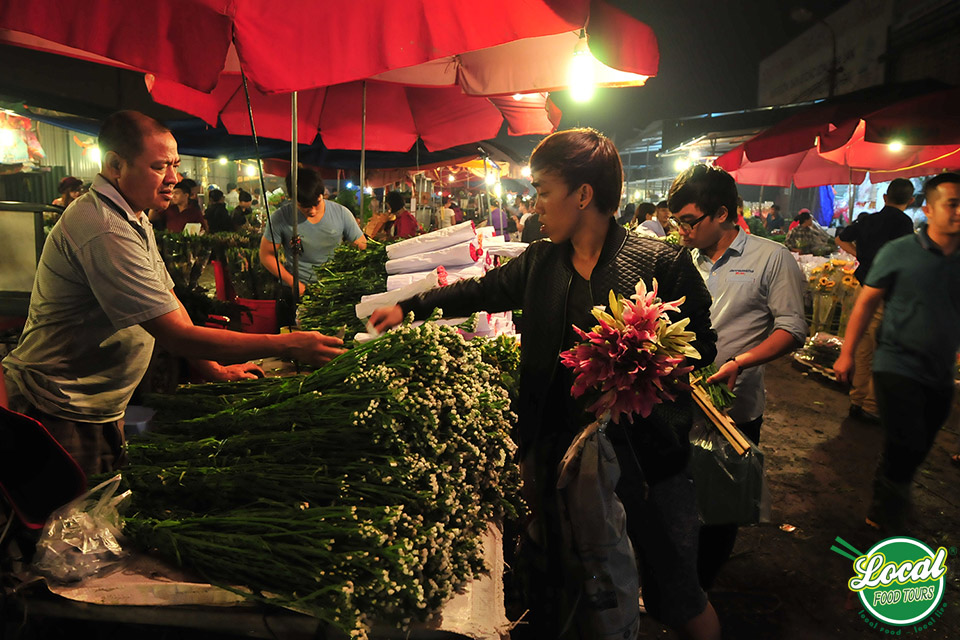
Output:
top-left (560, 279), bottom-right (701, 424)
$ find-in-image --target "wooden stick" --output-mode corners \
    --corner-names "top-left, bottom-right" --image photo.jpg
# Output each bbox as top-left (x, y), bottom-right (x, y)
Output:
top-left (691, 384), bottom-right (750, 455)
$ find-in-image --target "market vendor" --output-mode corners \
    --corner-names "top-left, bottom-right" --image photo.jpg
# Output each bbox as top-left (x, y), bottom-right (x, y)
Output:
top-left (371, 129), bottom-right (721, 640)
top-left (260, 167), bottom-right (366, 295)
top-left (1, 111), bottom-right (346, 478)
top-left (52, 175), bottom-right (83, 208)
top-left (149, 178), bottom-right (207, 233)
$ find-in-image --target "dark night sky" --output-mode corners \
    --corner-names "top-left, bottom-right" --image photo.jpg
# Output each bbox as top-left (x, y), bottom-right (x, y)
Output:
top-left (503, 0), bottom-right (846, 153)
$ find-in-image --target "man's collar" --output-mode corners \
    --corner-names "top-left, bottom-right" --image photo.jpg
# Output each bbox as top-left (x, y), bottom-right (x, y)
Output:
top-left (92, 174), bottom-right (145, 225)
top-left (916, 223), bottom-right (940, 253)
top-left (728, 227), bottom-right (748, 255)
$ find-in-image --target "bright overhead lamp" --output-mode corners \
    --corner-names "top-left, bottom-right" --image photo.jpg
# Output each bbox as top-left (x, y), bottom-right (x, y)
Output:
top-left (521, 165), bottom-right (532, 177)
top-left (568, 32), bottom-right (596, 103)
top-left (888, 140), bottom-right (904, 152)
top-left (218, 156), bottom-right (228, 165)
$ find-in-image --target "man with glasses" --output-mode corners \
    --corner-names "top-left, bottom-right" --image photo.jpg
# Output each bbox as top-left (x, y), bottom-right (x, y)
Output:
top-left (667, 164), bottom-right (807, 588)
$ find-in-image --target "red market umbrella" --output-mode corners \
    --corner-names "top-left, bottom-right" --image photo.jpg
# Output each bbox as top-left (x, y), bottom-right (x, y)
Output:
top-left (715, 145), bottom-right (865, 188)
top-left (732, 82), bottom-right (939, 164)
top-left (716, 83), bottom-right (956, 187)
top-left (818, 120), bottom-right (960, 184)
top-left (147, 76), bottom-right (562, 152)
top-left (0, 0), bottom-right (657, 94)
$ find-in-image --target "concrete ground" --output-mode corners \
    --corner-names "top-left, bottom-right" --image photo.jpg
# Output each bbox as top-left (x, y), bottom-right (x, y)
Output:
top-left (640, 357), bottom-right (960, 639)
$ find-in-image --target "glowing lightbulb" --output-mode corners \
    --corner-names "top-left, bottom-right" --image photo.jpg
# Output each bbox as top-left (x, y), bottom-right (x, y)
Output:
top-left (568, 37), bottom-right (596, 103)
top-left (634, 190), bottom-right (641, 201)
top-left (0, 128), bottom-right (16, 149)
top-left (87, 145), bottom-right (102, 165)
top-left (888, 140), bottom-right (904, 152)
top-left (485, 173), bottom-right (496, 186)
top-left (244, 164), bottom-right (256, 177)
top-left (674, 158), bottom-right (692, 173)
top-left (512, 93), bottom-right (524, 101)
top-left (494, 183), bottom-right (503, 197)
top-left (346, 182), bottom-right (354, 189)
top-left (521, 165), bottom-right (532, 178)
top-left (448, 174), bottom-right (455, 182)
top-left (218, 157), bottom-right (228, 165)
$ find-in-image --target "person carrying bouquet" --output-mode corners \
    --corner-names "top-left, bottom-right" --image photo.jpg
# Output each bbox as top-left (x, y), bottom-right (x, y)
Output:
top-left (372, 129), bottom-right (720, 640)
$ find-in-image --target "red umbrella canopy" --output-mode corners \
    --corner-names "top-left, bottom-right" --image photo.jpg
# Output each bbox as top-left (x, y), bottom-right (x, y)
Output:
top-left (735, 82), bottom-right (942, 163)
top-left (0, 0), bottom-right (657, 94)
top-left (715, 146), bottom-right (866, 189)
top-left (147, 76), bottom-right (562, 152)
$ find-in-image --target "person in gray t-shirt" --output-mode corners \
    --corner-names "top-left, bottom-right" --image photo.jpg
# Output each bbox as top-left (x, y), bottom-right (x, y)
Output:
top-left (2, 111), bottom-right (345, 477)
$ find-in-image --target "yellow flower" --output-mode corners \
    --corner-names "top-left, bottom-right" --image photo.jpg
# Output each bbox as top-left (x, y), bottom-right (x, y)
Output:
top-left (842, 275), bottom-right (857, 287)
top-left (818, 276), bottom-right (831, 287)
top-left (831, 259), bottom-right (851, 266)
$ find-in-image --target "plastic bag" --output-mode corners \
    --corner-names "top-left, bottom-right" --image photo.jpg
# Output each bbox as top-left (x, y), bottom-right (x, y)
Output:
top-left (33, 474), bottom-right (132, 583)
top-left (556, 419), bottom-right (640, 639)
top-left (688, 414), bottom-right (771, 526)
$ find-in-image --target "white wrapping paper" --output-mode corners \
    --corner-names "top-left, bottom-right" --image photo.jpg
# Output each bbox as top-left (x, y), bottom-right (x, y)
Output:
top-left (385, 264), bottom-right (485, 291)
top-left (355, 271), bottom-right (441, 319)
top-left (385, 221), bottom-right (477, 260)
top-left (385, 240), bottom-right (480, 275)
top-left (485, 242), bottom-right (529, 259)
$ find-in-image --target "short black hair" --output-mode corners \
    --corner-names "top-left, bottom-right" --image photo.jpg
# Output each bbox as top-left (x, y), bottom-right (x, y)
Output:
top-left (226, 182), bottom-right (237, 191)
top-left (209, 189), bottom-right (224, 202)
top-left (637, 202), bottom-right (656, 219)
top-left (656, 200), bottom-right (668, 210)
top-left (796, 211), bottom-right (812, 224)
top-left (667, 164), bottom-right (738, 225)
top-left (58, 176), bottom-right (83, 194)
top-left (771, 204), bottom-right (781, 213)
top-left (923, 172), bottom-right (960, 202)
top-left (284, 167), bottom-right (325, 208)
top-left (99, 110), bottom-right (170, 162)
top-left (238, 190), bottom-right (253, 203)
top-left (530, 128), bottom-right (623, 215)
top-left (174, 179), bottom-right (194, 193)
top-left (385, 190), bottom-right (405, 213)
top-left (886, 178), bottom-right (915, 205)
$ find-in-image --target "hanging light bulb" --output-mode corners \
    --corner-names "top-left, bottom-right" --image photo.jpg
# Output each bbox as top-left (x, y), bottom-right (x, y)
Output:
top-left (674, 158), bottom-right (692, 173)
top-left (485, 173), bottom-right (497, 186)
top-left (521, 165), bottom-right (532, 177)
top-left (568, 31), bottom-right (596, 103)
top-left (244, 164), bottom-right (256, 177)
top-left (218, 156), bottom-right (228, 165)
top-left (0, 128), bottom-right (16, 149)
top-left (888, 140), bottom-right (904, 152)
top-left (448, 174), bottom-right (455, 182)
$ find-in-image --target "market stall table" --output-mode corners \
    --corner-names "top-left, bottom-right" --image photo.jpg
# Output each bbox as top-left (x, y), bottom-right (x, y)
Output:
top-left (8, 524), bottom-right (508, 640)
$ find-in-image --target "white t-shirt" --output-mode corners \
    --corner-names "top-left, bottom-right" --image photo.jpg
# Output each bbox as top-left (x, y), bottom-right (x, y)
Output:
top-left (439, 207), bottom-right (456, 229)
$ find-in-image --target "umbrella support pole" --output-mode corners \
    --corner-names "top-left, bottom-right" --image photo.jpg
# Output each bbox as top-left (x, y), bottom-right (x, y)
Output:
top-left (360, 81), bottom-right (367, 222)
top-left (291, 91), bottom-right (300, 306)
top-left (239, 65), bottom-right (283, 314)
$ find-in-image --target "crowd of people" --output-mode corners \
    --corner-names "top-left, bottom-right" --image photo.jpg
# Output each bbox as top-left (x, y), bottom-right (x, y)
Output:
top-left (6, 111), bottom-right (958, 640)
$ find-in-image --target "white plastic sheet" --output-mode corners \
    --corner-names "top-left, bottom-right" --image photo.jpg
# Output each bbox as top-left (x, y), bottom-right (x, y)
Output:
top-left (385, 240), bottom-right (479, 275)
top-left (355, 271), bottom-right (441, 319)
top-left (385, 221), bottom-right (477, 260)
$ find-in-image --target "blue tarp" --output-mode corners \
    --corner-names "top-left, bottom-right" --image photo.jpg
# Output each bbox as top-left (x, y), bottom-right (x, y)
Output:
top-left (817, 185), bottom-right (834, 227)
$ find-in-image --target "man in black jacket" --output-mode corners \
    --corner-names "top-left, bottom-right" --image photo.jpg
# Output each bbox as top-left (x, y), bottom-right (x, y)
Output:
top-left (372, 129), bottom-right (720, 640)
top-left (836, 178), bottom-right (915, 421)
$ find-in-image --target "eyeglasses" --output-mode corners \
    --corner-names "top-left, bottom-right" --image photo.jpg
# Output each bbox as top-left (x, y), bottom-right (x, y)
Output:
top-left (672, 212), bottom-right (710, 232)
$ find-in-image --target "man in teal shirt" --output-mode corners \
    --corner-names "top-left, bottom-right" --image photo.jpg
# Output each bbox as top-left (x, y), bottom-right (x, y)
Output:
top-left (835, 172), bottom-right (960, 532)
top-left (260, 168), bottom-right (366, 295)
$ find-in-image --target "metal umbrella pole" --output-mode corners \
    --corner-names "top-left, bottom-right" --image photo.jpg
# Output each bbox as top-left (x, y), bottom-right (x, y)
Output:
top-left (239, 65), bottom-right (282, 305)
top-left (360, 81), bottom-right (367, 221)
top-left (290, 91), bottom-right (300, 305)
